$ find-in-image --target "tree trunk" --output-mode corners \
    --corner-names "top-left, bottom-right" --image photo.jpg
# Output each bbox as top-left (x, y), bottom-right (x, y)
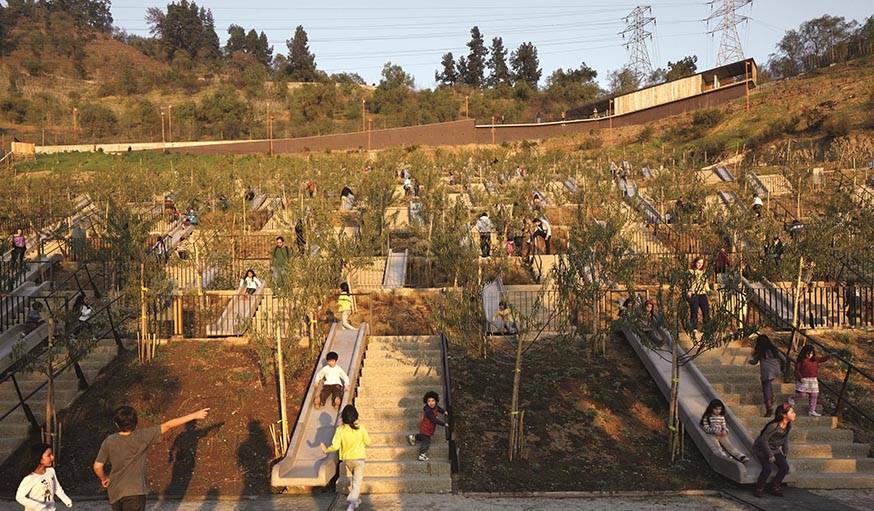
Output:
top-left (276, 327), bottom-right (290, 454)
top-left (789, 255), bottom-right (804, 353)
top-left (45, 319), bottom-right (56, 448)
top-left (508, 330), bottom-right (524, 461)
top-left (668, 334), bottom-right (681, 462)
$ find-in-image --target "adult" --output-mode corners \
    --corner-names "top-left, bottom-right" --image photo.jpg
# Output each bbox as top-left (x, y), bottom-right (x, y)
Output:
top-left (844, 281), bottom-right (861, 327)
top-left (295, 219), bottom-right (307, 255)
top-left (531, 217), bottom-right (552, 255)
top-left (475, 213), bottom-right (494, 258)
top-left (687, 257), bottom-right (711, 334)
top-left (271, 236), bottom-right (291, 284)
top-left (714, 247), bottom-right (731, 287)
top-left (11, 228), bottom-right (26, 269)
top-left (753, 403), bottom-right (796, 497)
top-left (320, 405), bottom-right (371, 511)
top-left (94, 406), bottom-right (209, 511)
top-left (70, 223), bottom-right (86, 262)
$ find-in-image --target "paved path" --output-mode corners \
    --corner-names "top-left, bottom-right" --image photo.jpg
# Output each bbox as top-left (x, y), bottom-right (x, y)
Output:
top-left (0, 493), bottom-right (754, 511)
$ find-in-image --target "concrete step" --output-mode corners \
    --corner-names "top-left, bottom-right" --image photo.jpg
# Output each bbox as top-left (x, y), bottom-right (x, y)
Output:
top-left (366, 347), bottom-right (442, 357)
top-left (363, 357), bottom-right (442, 369)
top-left (787, 427), bottom-right (855, 443)
top-left (364, 444), bottom-right (448, 462)
top-left (739, 415), bottom-right (839, 431)
top-left (790, 442), bottom-right (871, 459)
top-left (356, 384), bottom-right (443, 399)
top-left (722, 393), bottom-right (804, 407)
top-left (704, 372), bottom-right (778, 385)
top-left (0, 422), bottom-right (30, 437)
top-left (365, 432), bottom-right (447, 446)
top-left (360, 365), bottom-right (441, 378)
top-left (696, 355), bottom-right (761, 366)
top-left (357, 374), bottom-right (443, 387)
top-left (345, 460), bottom-right (451, 477)
top-left (791, 457), bottom-right (874, 473)
top-left (361, 417), bottom-right (430, 433)
top-left (788, 472), bottom-right (874, 489)
top-left (359, 408), bottom-right (425, 420)
top-left (355, 396), bottom-right (436, 409)
top-left (337, 474), bottom-right (452, 494)
top-left (730, 403), bottom-right (824, 418)
top-left (713, 382), bottom-right (796, 395)
top-left (369, 336), bottom-right (440, 343)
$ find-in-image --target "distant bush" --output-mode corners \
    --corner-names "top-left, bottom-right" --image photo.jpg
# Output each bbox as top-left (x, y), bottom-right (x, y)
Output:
top-left (577, 136), bottom-right (602, 150)
top-left (636, 124), bottom-right (654, 143)
top-left (78, 102), bottom-right (118, 138)
top-left (0, 95), bottom-right (31, 123)
top-left (692, 108), bottom-right (724, 128)
top-left (822, 112), bottom-right (850, 138)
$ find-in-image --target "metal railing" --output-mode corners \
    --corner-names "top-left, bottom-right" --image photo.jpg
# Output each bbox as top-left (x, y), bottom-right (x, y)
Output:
top-left (439, 332), bottom-right (459, 474)
top-left (740, 287), bottom-right (874, 427)
top-left (746, 284), bottom-right (874, 330)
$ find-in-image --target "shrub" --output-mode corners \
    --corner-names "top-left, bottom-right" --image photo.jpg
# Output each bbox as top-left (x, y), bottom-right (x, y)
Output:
top-left (77, 102), bottom-right (119, 138)
top-left (577, 136), bottom-right (603, 150)
top-left (636, 124), bottom-right (654, 143)
top-left (692, 108), bottom-right (724, 128)
top-left (822, 112), bottom-right (850, 138)
top-left (0, 95), bottom-right (31, 123)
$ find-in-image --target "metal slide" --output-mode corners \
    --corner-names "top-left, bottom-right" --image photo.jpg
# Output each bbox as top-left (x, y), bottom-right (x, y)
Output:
top-left (271, 323), bottom-right (368, 487)
top-left (205, 283), bottom-right (265, 336)
top-left (620, 324), bottom-right (760, 484)
top-left (382, 249), bottom-right (407, 289)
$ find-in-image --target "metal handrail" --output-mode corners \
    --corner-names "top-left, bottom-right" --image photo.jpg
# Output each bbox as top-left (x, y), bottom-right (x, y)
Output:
top-left (439, 332), bottom-right (459, 474)
top-left (741, 287), bottom-right (874, 426)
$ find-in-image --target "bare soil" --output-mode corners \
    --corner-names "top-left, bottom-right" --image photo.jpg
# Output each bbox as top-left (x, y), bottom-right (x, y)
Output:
top-left (0, 342), bottom-right (307, 499)
top-left (450, 331), bottom-right (731, 491)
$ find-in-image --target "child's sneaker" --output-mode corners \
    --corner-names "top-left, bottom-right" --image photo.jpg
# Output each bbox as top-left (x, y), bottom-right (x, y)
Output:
top-left (407, 434), bottom-right (416, 446)
top-left (417, 453), bottom-right (430, 461)
top-left (809, 410), bottom-right (821, 417)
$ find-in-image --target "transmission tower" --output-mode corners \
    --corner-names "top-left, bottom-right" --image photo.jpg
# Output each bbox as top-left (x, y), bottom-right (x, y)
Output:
top-left (619, 6), bottom-right (656, 82)
top-left (705, 0), bottom-right (752, 66)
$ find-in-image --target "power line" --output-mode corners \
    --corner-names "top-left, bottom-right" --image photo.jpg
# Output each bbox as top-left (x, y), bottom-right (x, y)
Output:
top-left (705, 0), bottom-right (752, 65)
top-left (619, 6), bottom-right (657, 80)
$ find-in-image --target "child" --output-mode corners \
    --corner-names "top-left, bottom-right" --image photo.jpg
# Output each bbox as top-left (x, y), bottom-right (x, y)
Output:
top-left (491, 301), bottom-right (517, 334)
top-left (700, 399), bottom-right (749, 463)
top-left (239, 269), bottom-right (262, 299)
top-left (321, 405), bottom-right (371, 511)
top-left (753, 403), bottom-right (795, 497)
top-left (748, 335), bottom-right (787, 417)
top-left (407, 391), bottom-right (448, 461)
top-left (314, 351), bottom-right (349, 409)
top-left (793, 345), bottom-right (829, 417)
top-left (338, 283), bottom-right (355, 330)
top-left (16, 443), bottom-right (73, 511)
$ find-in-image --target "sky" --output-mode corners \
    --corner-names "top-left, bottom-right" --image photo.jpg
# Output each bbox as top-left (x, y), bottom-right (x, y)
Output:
top-left (108, 0), bottom-right (874, 88)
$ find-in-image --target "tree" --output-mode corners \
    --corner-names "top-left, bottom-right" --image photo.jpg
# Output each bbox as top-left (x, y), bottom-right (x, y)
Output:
top-left (148, 1), bottom-right (220, 61)
top-left (226, 25), bottom-right (272, 67)
top-left (543, 62), bottom-right (600, 115)
top-left (461, 26), bottom-right (487, 88)
top-left (435, 52), bottom-right (458, 87)
top-left (767, 15), bottom-right (859, 78)
top-left (285, 25), bottom-right (318, 81)
top-left (608, 66), bottom-right (640, 95)
top-left (197, 86), bottom-right (252, 139)
top-left (46, 0), bottom-right (114, 32)
top-left (77, 102), bottom-right (118, 139)
top-left (665, 55), bottom-right (698, 82)
top-left (371, 62), bottom-right (414, 120)
top-left (225, 24), bottom-right (247, 55)
top-left (510, 42), bottom-right (541, 88)
top-left (487, 37), bottom-right (511, 87)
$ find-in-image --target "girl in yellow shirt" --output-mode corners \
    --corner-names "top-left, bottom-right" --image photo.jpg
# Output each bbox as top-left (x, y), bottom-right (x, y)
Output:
top-left (321, 405), bottom-right (371, 511)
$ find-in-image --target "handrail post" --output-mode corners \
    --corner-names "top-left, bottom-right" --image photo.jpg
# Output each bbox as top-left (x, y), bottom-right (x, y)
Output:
top-left (11, 373), bottom-right (39, 429)
top-left (834, 366), bottom-right (852, 419)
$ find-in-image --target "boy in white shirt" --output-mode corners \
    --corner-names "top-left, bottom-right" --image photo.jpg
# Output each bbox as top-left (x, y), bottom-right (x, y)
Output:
top-left (313, 351), bottom-right (350, 409)
top-left (16, 443), bottom-right (73, 511)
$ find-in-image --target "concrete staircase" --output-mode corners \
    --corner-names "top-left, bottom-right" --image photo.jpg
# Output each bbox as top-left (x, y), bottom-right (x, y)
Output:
top-left (0, 339), bottom-right (131, 462)
top-left (694, 336), bottom-right (874, 488)
top-left (345, 335), bottom-right (452, 493)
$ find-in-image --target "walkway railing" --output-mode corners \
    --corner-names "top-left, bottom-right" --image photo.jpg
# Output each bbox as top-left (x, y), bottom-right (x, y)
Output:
top-left (439, 333), bottom-right (459, 474)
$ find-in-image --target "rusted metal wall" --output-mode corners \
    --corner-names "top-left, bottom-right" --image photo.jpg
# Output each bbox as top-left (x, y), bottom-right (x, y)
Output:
top-left (166, 82), bottom-right (750, 155)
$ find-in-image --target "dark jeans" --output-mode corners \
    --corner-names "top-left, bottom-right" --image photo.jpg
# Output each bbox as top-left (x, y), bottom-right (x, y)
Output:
top-left (689, 294), bottom-right (710, 330)
top-left (11, 246), bottom-right (25, 268)
top-left (111, 495), bottom-right (147, 511)
top-left (479, 234), bottom-right (491, 258)
top-left (762, 378), bottom-right (774, 406)
top-left (318, 384), bottom-right (343, 406)
top-left (756, 451), bottom-right (789, 487)
top-left (415, 433), bottom-right (431, 456)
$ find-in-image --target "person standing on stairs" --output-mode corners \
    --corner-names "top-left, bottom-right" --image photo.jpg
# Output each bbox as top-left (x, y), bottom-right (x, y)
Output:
top-left (407, 391), bottom-right (448, 462)
top-left (748, 335), bottom-right (787, 417)
top-left (320, 405), bottom-right (371, 511)
top-left (16, 443), bottom-right (73, 511)
top-left (753, 403), bottom-right (796, 498)
top-left (313, 351), bottom-right (349, 409)
top-left (687, 257), bottom-right (711, 336)
top-left (475, 212), bottom-right (494, 258)
top-left (700, 399), bottom-right (749, 463)
top-left (793, 345), bottom-right (829, 417)
top-left (338, 282), bottom-right (355, 330)
top-left (11, 228), bottom-right (26, 269)
top-left (270, 236), bottom-right (291, 286)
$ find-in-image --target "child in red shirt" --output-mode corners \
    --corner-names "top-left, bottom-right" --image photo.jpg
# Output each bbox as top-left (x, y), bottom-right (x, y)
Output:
top-left (793, 345), bottom-right (829, 417)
